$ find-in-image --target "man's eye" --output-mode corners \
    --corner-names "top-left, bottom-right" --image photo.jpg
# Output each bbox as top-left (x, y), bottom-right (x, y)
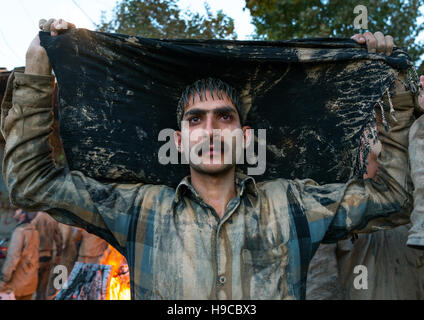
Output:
top-left (220, 113), bottom-right (232, 121)
top-left (189, 117), bottom-right (200, 123)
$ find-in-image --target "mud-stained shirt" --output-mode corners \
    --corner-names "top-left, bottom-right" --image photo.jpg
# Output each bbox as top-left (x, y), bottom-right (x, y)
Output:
top-left (1, 70), bottom-right (415, 300)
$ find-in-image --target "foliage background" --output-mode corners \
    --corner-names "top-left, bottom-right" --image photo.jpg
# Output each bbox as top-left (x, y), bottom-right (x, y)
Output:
top-left (98, 0), bottom-right (424, 71)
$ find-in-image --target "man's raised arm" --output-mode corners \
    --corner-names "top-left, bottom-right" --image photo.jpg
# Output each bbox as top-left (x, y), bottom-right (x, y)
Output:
top-left (289, 68), bottom-right (419, 246)
top-left (0, 19), bottom-right (145, 253)
top-left (327, 72), bottom-right (415, 239)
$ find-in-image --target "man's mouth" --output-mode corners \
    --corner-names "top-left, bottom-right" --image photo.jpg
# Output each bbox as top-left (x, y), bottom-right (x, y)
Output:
top-left (196, 141), bottom-right (225, 157)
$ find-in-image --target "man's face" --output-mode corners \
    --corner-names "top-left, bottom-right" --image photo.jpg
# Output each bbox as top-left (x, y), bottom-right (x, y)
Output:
top-left (174, 90), bottom-right (250, 175)
top-left (13, 209), bottom-right (25, 222)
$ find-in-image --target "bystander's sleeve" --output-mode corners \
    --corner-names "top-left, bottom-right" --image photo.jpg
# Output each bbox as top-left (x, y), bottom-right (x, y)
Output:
top-left (406, 113), bottom-right (424, 248)
top-left (0, 227), bottom-right (24, 283)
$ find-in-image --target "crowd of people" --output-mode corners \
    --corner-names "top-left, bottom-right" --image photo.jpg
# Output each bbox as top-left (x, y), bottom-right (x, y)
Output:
top-left (0, 210), bottom-right (109, 300)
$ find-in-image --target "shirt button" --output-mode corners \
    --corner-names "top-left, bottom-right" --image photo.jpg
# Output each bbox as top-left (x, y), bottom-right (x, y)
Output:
top-left (219, 275), bottom-right (226, 284)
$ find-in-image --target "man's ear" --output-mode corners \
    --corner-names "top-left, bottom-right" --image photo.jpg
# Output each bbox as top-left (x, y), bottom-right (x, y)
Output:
top-left (242, 125), bottom-right (253, 149)
top-left (174, 130), bottom-right (182, 153)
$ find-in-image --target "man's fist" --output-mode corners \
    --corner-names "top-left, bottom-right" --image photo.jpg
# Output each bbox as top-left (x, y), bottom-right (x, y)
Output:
top-left (351, 31), bottom-right (395, 56)
top-left (39, 18), bottom-right (76, 36)
top-left (25, 19), bottom-right (76, 76)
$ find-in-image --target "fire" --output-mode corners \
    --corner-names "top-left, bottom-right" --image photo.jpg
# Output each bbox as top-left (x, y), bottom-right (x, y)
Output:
top-left (100, 245), bottom-right (131, 300)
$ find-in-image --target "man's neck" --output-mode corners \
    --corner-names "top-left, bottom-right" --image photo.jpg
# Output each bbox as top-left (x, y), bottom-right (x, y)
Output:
top-left (190, 167), bottom-right (237, 219)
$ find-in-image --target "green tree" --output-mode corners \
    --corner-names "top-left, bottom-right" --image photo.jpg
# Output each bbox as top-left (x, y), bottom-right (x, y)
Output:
top-left (97, 0), bottom-right (237, 39)
top-left (245, 0), bottom-right (424, 63)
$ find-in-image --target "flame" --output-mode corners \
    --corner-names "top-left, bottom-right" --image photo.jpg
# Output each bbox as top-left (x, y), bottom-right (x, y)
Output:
top-left (100, 245), bottom-right (131, 300)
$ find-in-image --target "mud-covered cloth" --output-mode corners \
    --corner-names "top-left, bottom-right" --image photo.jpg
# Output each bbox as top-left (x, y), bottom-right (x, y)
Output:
top-left (58, 224), bottom-right (80, 275)
top-left (306, 224), bottom-right (424, 300)
top-left (31, 212), bottom-right (63, 258)
top-left (38, 29), bottom-right (418, 187)
top-left (31, 212), bottom-right (62, 299)
top-left (0, 222), bottom-right (39, 298)
top-left (0, 66), bottom-right (416, 299)
top-left (337, 224), bottom-right (424, 300)
top-left (408, 114), bottom-right (424, 248)
top-left (76, 229), bottom-right (108, 264)
top-left (305, 243), bottom-right (343, 300)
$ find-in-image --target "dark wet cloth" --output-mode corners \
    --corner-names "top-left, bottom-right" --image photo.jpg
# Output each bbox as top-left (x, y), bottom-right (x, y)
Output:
top-left (38, 29), bottom-right (418, 187)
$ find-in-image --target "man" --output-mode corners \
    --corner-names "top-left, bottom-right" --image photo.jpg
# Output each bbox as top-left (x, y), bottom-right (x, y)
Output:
top-left (57, 224), bottom-right (81, 275)
top-left (76, 229), bottom-right (109, 264)
top-left (0, 18), bottom-right (421, 299)
top-left (306, 88), bottom-right (424, 300)
top-left (306, 224), bottom-right (424, 300)
top-left (0, 209), bottom-right (39, 300)
top-left (31, 211), bottom-right (62, 300)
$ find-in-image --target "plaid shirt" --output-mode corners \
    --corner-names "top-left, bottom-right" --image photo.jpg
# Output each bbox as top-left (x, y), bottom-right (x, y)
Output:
top-left (1, 70), bottom-right (415, 299)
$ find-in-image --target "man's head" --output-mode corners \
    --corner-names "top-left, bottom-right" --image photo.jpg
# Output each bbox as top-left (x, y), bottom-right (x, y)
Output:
top-left (176, 78), bottom-right (243, 129)
top-left (13, 209), bottom-right (37, 223)
top-left (174, 78), bottom-right (251, 175)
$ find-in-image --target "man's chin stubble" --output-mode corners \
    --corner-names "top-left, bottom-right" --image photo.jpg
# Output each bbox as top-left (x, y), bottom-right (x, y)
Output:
top-left (189, 162), bottom-right (235, 177)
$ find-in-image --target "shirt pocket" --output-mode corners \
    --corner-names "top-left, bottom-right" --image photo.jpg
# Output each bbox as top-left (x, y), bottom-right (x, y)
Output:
top-left (242, 246), bottom-right (284, 269)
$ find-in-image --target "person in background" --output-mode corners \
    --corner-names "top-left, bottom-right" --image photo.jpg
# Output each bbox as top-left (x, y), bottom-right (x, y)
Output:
top-left (306, 91), bottom-right (424, 300)
top-left (58, 224), bottom-right (81, 274)
top-left (76, 229), bottom-right (109, 264)
top-left (31, 211), bottom-right (62, 300)
top-left (0, 209), bottom-right (39, 300)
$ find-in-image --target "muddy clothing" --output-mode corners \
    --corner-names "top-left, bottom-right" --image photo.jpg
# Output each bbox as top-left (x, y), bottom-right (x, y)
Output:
top-left (306, 224), bottom-right (424, 300)
top-left (0, 222), bottom-right (39, 298)
top-left (36, 260), bottom-right (52, 300)
top-left (305, 243), bottom-right (343, 300)
top-left (31, 212), bottom-right (62, 300)
top-left (408, 114), bottom-right (424, 248)
top-left (306, 108), bottom-right (424, 300)
top-left (337, 224), bottom-right (424, 299)
top-left (1, 70), bottom-right (415, 300)
top-left (31, 212), bottom-right (63, 259)
top-left (58, 224), bottom-right (80, 274)
top-left (77, 229), bottom-right (108, 264)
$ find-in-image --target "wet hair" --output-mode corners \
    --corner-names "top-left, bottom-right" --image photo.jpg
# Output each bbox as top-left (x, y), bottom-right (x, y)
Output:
top-left (176, 78), bottom-right (242, 129)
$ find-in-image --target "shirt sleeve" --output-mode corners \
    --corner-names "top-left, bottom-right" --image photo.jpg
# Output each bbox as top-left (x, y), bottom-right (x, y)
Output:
top-left (292, 71), bottom-right (415, 245)
top-left (406, 114), bottom-right (424, 248)
top-left (1, 69), bottom-right (147, 254)
top-left (0, 228), bottom-right (24, 284)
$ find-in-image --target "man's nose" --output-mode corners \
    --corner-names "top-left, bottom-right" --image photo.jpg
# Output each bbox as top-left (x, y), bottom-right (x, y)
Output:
top-left (203, 116), bottom-right (218, 136)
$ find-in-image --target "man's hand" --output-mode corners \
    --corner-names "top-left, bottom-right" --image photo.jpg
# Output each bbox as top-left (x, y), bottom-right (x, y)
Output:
top-left (351, 31), bottom-right (395, 56)
top-left (25, 19), bottom-right (76, 76)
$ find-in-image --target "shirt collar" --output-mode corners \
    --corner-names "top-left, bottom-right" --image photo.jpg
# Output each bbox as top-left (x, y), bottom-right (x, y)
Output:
top-left (174, 171), bottom-right (258, 203)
